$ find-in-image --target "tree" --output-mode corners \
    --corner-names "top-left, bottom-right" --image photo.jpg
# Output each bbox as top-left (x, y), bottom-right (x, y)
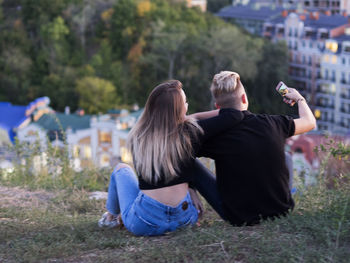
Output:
top-left (143, 20), bottom-right (187, 79)
top-left (0, 47), bottom-right (32, 103)
top-left (110, 0), bottom-right (139, 60)
top-left (41, 67), bottom-right (78, 111)
top-left (207, 0), bottom-right (231, 13)
top-left (247, 41), bottom-right (295, 115)
top-left (76, 76), bottom-right (119, 114)
top-left (90, 41), bottom-right (126, 101)
top-left (40, 16), bottom-right (70, 73)
top-left (0, 0), bottom-right (3, 23)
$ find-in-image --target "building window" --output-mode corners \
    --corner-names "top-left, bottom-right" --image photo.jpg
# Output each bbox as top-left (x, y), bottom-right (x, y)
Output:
top-left (331, 55), bottom-right (337, 64)
top-left (73, 145), bottom-right (80, 158)
top-left (99, 131), bottom-right (111, 144)
top-left (331, 71), bottom-right (336, 81)
top-left (341, 72), bottom-right (346, 83)
top-left (326, 41), bottom-right (338, 53)
top-left (302, 40), bottom-right (305, 47)
top-left (342, 57), bottom-right (346, 64)
top-left (84, 146), bottom-right (91, 159)
top-left (325, 69), bottom-right (328, 79)
top-left (320, 32), bottom-right (329, 39)
top-left (324, 54), bottom-right (329, 63)
top-left (294, 28), bottom-right (298, 37)
top-left (100, 154), bottom-right (110, 167)
top-left (330, 84), bottom-right (336, 94)
top-left (302, 55), bottom-right (306, 63)
top-left (308, 69), bottom-right (311, 78)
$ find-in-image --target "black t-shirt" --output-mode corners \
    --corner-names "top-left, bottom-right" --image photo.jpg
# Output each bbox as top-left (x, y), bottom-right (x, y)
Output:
top-left (198, 110), bottom-right (296, 226)
top-left (138, 109), bottom-right (244, 190)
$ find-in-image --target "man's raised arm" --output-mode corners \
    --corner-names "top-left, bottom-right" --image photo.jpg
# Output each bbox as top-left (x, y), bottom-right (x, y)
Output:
top-left (284, 88), bottom-right (316, 135)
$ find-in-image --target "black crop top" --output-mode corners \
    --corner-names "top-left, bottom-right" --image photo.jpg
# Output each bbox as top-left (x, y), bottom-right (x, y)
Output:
top-left (137, 108), bottom-right (244, 190)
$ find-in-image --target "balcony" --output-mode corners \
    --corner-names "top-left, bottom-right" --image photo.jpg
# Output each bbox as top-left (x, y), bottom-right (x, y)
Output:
top-left (316, 78), bottom-right (334, 85)
top-left (339, 121), bottom-right (349, 128)
top-left (317, 120), bottom-right (334, 128)
top-left (339, 111), bottom-right (350, 119)
top-left (291, 76), bottom-right (309, 82)
top-left (289, 61), bottom-right (307, 68)
top-left (316, 93), bottom-right (332, 100)
top-left (341, 82), bottom-right (350, 88)
top-left (315, 102), bottom-right (335, 109)
top-left (340, 96), bottom-right (350, 103)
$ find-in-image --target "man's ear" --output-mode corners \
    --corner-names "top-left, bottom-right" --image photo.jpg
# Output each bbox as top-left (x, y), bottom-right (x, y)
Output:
top-left (241, 94), bottom-right (247, 104)
top-left (215, 103), bottom-right (220, 109)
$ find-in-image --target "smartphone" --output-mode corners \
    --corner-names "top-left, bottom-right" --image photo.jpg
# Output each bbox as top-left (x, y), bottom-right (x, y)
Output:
top-left (276, 81), bottom-right (289, 96)
top-left (276, 81), bottom-right (296, 106)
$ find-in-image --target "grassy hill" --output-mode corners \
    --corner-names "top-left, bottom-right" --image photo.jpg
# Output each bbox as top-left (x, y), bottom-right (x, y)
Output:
top-left (0, 183), bottom-right (349, 262)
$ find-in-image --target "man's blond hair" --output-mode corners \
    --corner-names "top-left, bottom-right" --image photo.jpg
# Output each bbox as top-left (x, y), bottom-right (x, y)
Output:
top-left (210, 71), bottom-right (242, 108)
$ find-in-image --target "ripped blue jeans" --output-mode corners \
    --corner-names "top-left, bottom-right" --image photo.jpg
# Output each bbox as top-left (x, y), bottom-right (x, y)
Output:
top-left (106, 166), bottom-right (198, 236)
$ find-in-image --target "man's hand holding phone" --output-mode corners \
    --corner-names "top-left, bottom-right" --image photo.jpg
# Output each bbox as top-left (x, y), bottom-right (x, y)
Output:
top-left (276, 82), bottom-right (305, 106)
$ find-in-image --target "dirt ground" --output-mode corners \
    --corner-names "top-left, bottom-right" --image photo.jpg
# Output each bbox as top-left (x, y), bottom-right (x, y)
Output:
top-left (0, 186), bottom-right (56, 209)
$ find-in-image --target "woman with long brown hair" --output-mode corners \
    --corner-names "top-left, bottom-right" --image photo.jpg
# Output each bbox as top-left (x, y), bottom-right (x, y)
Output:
top-left (98, 80), bottom-right (242, 236)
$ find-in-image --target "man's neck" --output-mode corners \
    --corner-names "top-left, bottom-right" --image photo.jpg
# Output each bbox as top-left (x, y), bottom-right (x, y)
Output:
top-left (217, 104), bottom-right (247, 111)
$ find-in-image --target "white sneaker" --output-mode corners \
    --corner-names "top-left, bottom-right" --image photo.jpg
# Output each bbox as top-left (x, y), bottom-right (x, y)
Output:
top-left (98, 212), bottom-right (120, 228)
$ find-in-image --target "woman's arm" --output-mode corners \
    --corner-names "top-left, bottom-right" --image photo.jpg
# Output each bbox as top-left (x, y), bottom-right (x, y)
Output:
top-left (187, 109), bottom-right (219, 120)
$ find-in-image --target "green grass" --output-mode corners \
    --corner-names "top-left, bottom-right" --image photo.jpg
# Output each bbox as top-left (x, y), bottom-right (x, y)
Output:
top-left (1, 139), bottom-right (350, 262)
top-left (1, 184), bottom-right (349, 263)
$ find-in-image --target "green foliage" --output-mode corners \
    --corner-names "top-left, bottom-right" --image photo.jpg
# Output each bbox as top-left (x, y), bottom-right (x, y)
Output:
top-left (0, 0), bottom-right (3, 23)
top-left (314, 137), bottom-right (350, 188)
top-left (41, 16), bottom-right (69, 41)
top-left (0, 0), bottom-right (291, 114)
top-left (76, 76), bottom-right (119, 114)
top-left (207, 0), bottom-right (231, 13)
top-left (247, 40), bottom-right (295, 115)
top-left (110, 0), bottom-right (140, 61)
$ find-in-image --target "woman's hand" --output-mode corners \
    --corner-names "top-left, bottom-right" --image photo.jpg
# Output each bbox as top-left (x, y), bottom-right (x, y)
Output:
top-left (189, 188), bottom-right (204, 218)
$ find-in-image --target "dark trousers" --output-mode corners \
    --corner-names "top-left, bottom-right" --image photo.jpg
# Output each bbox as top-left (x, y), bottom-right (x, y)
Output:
top-left (192, 159), bottom-right (227, 220)
top-left (192, 155), bottom-right (294, 220)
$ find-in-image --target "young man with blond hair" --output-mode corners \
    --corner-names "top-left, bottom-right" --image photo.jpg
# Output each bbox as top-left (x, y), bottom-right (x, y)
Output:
top-left (196, 71), bottom-right (316, 226)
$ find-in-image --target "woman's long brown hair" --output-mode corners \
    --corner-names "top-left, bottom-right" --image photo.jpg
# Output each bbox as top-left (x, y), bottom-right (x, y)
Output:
top-left (127, 80), bottom-right (202, 183)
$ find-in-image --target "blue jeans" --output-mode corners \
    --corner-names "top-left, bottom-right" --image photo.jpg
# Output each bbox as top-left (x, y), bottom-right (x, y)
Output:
top-left (106, 166), bottom-right (198, 236)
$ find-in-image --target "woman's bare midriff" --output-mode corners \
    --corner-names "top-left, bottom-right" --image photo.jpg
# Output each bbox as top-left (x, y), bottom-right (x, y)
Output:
top-left (142, 183), bottom-right (189, 207)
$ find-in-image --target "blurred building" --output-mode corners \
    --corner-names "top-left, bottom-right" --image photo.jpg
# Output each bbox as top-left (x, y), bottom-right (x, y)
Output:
top-left (232, 0), bottom-right (350, 15)
top-left (217, 5), bottom-right (284, 35)
top-left (17, 109), bottom-right (143, 169)
top-left (275, 0), bottom-right (350, 15)
top-left (217, 3), bottom-right (350, 134)
top-left (0, 97), bottom-right (52, 143)
top-left (316, 35), bottom-right (350, 132)
top-left (263, 12), bottom-right (350, 133)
